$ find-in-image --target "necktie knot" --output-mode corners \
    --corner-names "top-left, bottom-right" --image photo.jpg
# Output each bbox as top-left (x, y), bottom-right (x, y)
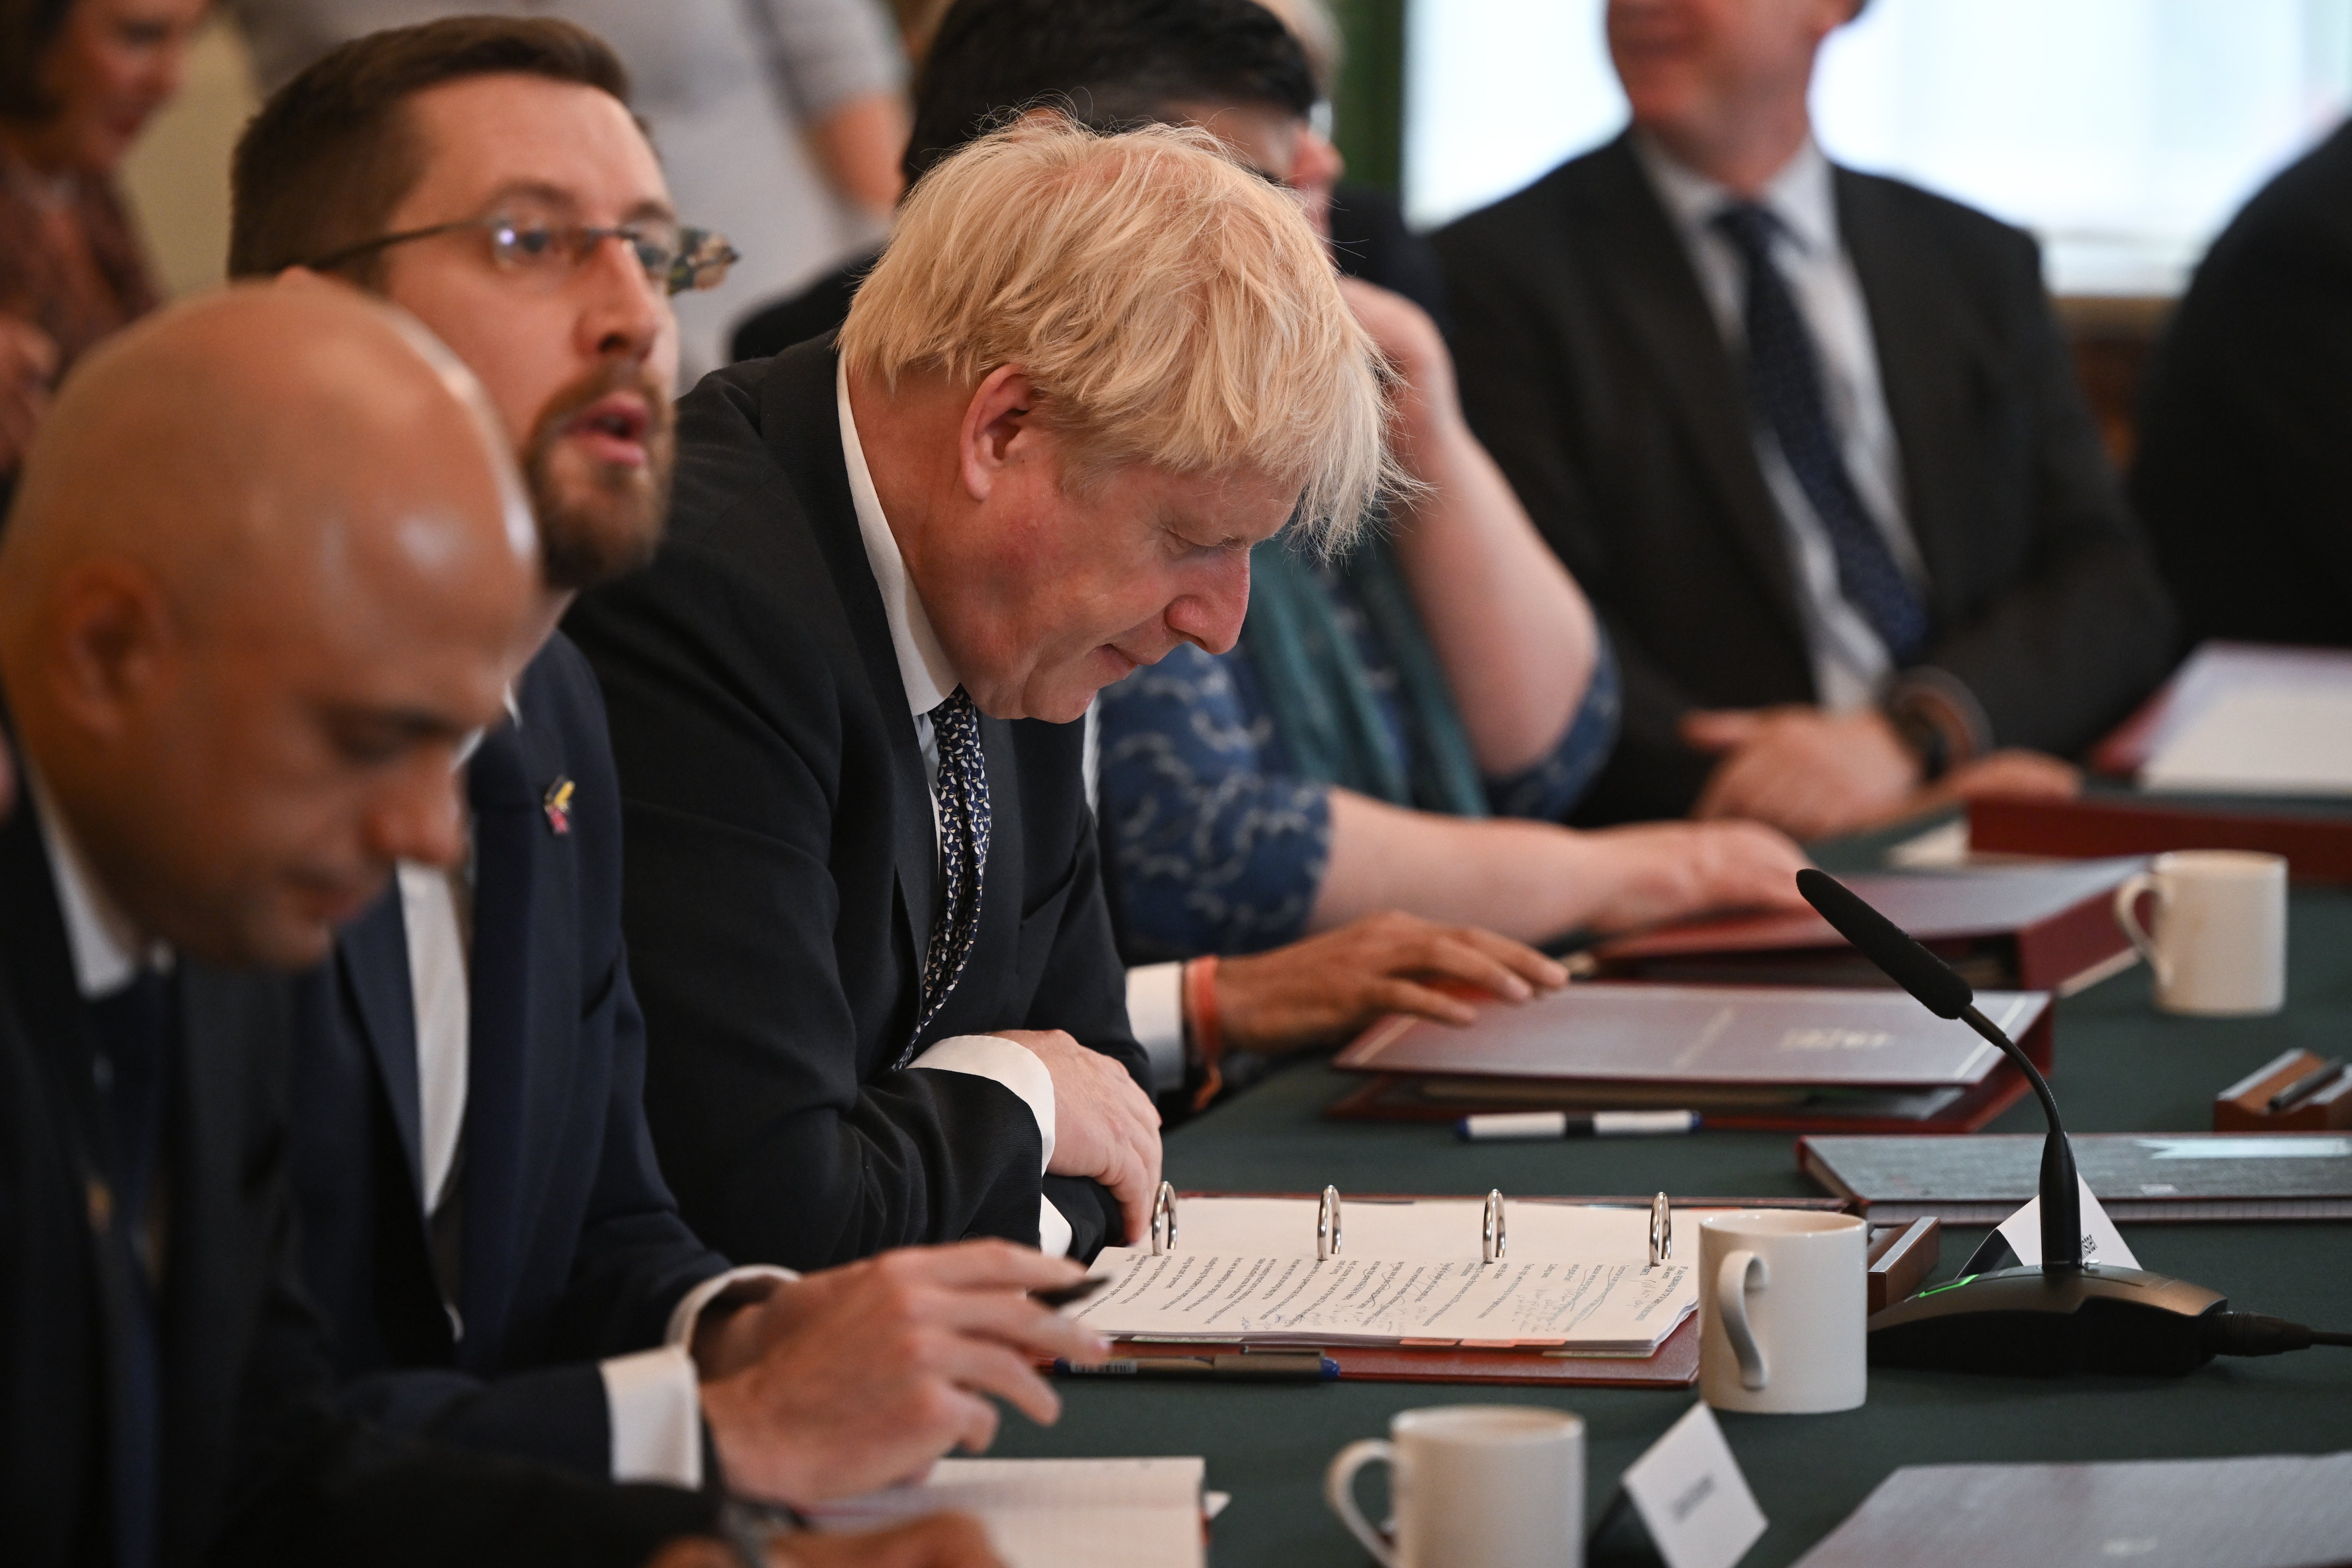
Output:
top-left (1709, 201), bottom-right (1780, 267)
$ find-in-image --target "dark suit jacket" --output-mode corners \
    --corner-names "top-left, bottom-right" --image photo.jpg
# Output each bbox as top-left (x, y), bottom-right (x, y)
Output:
top-left (565, 340), bottom-right (1146, 1271)
top-left (728, 182), bottom-right (1449, 363)
top-left (0, 770), bottom-right (715, 1568)
top-left (2132, 122), bottom-right (2352, 648)
top-left (1436, 134), bottom-right (2176, 821)
top-left (290, 633), bottom-right (731, 1479)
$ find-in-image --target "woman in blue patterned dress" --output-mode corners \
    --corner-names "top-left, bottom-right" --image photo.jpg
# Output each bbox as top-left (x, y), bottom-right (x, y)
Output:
top-left (1097, 278), bottom-right (1810, 963)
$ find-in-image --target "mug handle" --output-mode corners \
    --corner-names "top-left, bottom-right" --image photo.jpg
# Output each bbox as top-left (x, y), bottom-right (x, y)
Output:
top-left (2112, 873), bottom-right (2171, 991)
top-left (1716, 1248), bottom-right (1770, 1392)
top-left (1324, 1439), bottom-right (1400, 1568)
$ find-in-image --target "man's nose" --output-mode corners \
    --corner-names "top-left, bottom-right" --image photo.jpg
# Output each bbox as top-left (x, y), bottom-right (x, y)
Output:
top-left (367, 761), bottom-right (468, 871)
top-left (578, 234), bottom-right (666, 363)
top-left (1168, 552), bottom-right (1254, 656)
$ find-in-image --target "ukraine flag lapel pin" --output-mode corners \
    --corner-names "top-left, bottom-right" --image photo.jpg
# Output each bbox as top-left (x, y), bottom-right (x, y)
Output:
top-left (543, 777), bottom-right (575, 836)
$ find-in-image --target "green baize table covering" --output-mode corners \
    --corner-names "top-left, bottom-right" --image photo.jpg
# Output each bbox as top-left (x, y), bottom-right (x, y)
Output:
top-left (988, 882), bottom-right (2352, 1565)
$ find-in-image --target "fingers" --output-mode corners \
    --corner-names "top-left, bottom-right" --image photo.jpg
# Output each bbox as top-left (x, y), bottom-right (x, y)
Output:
top-left (1371, 977), bottom-right (1481, 1026)
top-left (1680, 708), bottom-right (1763, 753)
top-left (924, 1285), bottom-right (1112, 1363)
top-left (930, 1335), bottom-right (1064, 1428)
top-left (874, 1239), bottom-right (1086, 1292)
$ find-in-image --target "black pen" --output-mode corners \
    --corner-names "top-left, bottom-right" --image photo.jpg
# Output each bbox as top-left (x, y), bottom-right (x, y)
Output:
top-left (1032, 1274), bottom-right (1114, 1310)
top-left (2269, 1058), bottom-right (2347, 1114)
top-left (1053, 1354), bottom-right (1339, 1381)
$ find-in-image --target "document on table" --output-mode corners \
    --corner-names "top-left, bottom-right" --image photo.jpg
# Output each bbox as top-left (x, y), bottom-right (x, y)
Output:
top-left (809, 1457), bottom-right (1205, 1568)
top-left (1072, 1248), bottom-right (1694, 1352)
top-left (2142, 680), bottom-right (2352, 795)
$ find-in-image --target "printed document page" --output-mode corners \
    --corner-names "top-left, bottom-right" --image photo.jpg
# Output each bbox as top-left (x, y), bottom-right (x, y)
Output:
top-left (811, 1458), bottom-right (1204, 1568)
top-left (1072, 1249), bottom-right (1694, 1351)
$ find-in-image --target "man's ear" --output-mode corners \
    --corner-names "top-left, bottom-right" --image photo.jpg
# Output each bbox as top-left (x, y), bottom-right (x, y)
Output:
top-left (47, 561), bottom-right (173, 745)
top-left (957, 365), bottom-right (1040, 503)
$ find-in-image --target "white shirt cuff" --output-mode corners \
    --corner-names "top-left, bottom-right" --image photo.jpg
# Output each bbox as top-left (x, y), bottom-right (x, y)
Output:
top-left (600, 1345), bottom-right (704, 1489)
top-left (1125, 963), bottom-right (1186, 1096)
top-left (909, 1033), bottom-right (1057, 1168)
top-left (1039, 1196), bottom-right (1074, 1259)
top-left (663, 1264), bottom-right (801, 1349)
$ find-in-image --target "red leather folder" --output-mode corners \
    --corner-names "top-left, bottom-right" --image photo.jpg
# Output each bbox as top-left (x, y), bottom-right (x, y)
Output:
top-left (1583, 861), bottom-right (2141, 996)
top-left (1967, 794), bottom-right (2352, 883)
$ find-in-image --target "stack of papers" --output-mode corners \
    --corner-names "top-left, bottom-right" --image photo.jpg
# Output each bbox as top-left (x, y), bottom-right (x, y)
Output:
top-left (1066, 1196), bottom-right (1698, 1353)
top-left (810, 1458), bottom-right (1206, 1568)
top-left (2137, 643), bottom-right (2352, 796)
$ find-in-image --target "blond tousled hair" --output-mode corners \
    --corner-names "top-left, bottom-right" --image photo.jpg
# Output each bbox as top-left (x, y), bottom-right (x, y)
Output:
top-left (838, 113), bottom-right (1394, 550)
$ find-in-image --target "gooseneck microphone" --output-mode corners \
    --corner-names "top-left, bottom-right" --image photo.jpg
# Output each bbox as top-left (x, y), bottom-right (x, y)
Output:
top-left (1796, 869), bottom-right (2082, 1273)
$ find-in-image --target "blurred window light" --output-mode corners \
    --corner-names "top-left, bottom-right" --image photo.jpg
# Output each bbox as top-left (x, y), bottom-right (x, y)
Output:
top-left (1403, 0), bottom-right (2352, 295)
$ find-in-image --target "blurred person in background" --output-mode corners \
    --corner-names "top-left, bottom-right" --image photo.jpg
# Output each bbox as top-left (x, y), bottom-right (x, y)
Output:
top-left (2133, 121), bottom-right (2352, 649)
top-left (1437, 0), bottom-right (2173, 839)
top-left (230, 0), bottom-right (911, 381)
top-left (732, 0), bottom-right (1451, 356)
top-left (0, 0), bottom-right (207, 516)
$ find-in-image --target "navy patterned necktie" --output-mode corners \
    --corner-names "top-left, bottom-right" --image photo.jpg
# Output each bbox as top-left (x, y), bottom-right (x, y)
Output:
top-left (1711, 201), bottom-right (1930, 663)
top-left (908, 686), bottom-right (991, 1060)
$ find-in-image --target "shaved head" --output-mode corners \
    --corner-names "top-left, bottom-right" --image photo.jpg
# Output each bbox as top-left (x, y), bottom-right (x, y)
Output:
top-left (0, 283), bottom-right (542, 968)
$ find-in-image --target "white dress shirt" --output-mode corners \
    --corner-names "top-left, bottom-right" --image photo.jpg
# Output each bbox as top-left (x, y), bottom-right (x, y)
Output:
top-left (835, 357), bottom-right (1076, 1259)
top-left (398, 703), bottom-right (792, 1491)
top-left (26, 763), bottom-right (171, 1000)
top-left (1634, 133), bottom-right (1926, 713)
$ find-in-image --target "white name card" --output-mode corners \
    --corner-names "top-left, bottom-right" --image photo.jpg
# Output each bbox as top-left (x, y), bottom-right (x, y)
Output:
top-left (1619, 1403), bottom-right (1767, 1568)
top-left (1996, 1176), bottom-right (2141, 1270)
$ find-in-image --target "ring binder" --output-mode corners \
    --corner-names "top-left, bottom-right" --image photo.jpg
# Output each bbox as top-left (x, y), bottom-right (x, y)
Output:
top-left (1318, 1186), bottom-right (1342, 1261)
top-left (1483, 1190), bottom-right (1506, 1264)
top-left (1151, 1181), bottom-right (1178, 1256)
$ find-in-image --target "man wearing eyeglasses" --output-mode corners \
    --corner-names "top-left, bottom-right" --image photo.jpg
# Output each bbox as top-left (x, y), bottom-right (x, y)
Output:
top-left (225, 18), bottom-right (1106, 1523)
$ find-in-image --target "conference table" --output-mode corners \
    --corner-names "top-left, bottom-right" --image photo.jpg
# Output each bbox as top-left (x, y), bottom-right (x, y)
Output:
top-left (993, 838), bottom-right (2352, 1565)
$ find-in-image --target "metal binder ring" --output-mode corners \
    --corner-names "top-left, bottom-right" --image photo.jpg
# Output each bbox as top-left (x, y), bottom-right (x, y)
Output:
top-left (1649, 1191), bottom-right (1672, 1268)
top-left (1483, 1190), bottom-right (1507, 1264)
top-left (1151, 1181), bottom-right (1177, 1255)
top-left (1318, 1185), bottom-right (1342, 1261)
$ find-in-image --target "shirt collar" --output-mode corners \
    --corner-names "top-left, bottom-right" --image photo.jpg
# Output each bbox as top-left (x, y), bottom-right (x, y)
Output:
top-left (1634, 130), bottom-right (1839, 259)
top-left (837, 354), bottom-right (961, 718)
top-left (24, 760), bottom-right (172, 998)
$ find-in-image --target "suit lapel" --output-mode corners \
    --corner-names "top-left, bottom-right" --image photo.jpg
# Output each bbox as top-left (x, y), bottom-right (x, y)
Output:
top-left (1578, 136), bottom-right (1811, 654)
top-left (1838, 170), bottom-right (1974, 613)
top-left (453, 717), bottom-right (541, 1369)
top-left (763, 342), bottom-right (940, 989)
top-left (334, 892), bottom-right (425, 1202)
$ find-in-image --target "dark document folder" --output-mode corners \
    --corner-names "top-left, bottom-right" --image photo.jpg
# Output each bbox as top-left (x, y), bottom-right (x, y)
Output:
top-left (1799, 1131), bottom-right (2352, 1222)
top-left (1329, 985), bottom-right (2052, 1133)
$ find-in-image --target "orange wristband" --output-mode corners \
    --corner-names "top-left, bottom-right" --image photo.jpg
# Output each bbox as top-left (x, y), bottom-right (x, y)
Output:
top-left (1183, 954), bottom-right (1225, 1112)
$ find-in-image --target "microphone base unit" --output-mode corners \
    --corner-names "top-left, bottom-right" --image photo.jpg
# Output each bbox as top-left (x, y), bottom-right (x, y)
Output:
top-left (1868, 1263), bottom-right (2228, 1377)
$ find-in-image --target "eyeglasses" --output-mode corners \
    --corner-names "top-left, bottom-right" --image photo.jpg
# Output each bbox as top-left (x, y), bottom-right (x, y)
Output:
top-left (303, 214), bottom-right (739, 296)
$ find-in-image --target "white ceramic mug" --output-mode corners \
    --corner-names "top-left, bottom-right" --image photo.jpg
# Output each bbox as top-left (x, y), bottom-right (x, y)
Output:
top-left (1324, 1405), bottom-right (1583, 1568)
top-left (1698, 1211), bottom-right (1867, 1415)
top-left (2112, 850), bottom-right (2288, 1017)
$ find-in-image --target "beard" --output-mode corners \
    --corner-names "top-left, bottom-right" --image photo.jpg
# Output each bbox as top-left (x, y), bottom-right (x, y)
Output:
top-left (524, 357), bottom-right (676, 592)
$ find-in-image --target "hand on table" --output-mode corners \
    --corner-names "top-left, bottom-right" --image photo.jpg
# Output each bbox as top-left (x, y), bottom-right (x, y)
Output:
top-left (991, 1028), bottom-right (1162, 1246)
top-left (1683, 705), bottom-right (1922, 839)
top-left (697, 1241), bottom-right (1112, 1505)
top-left (1912, 749), bottom-right (2082, 812)
top-left (646, 1514), bottom-right (1003, 1568)
top-left (1219, 911), bottom-right (1570, 1055)
top-left (0, 315), bottom-right (57, 472)
top-left (1567, 819), bottom-right (1813, 932)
